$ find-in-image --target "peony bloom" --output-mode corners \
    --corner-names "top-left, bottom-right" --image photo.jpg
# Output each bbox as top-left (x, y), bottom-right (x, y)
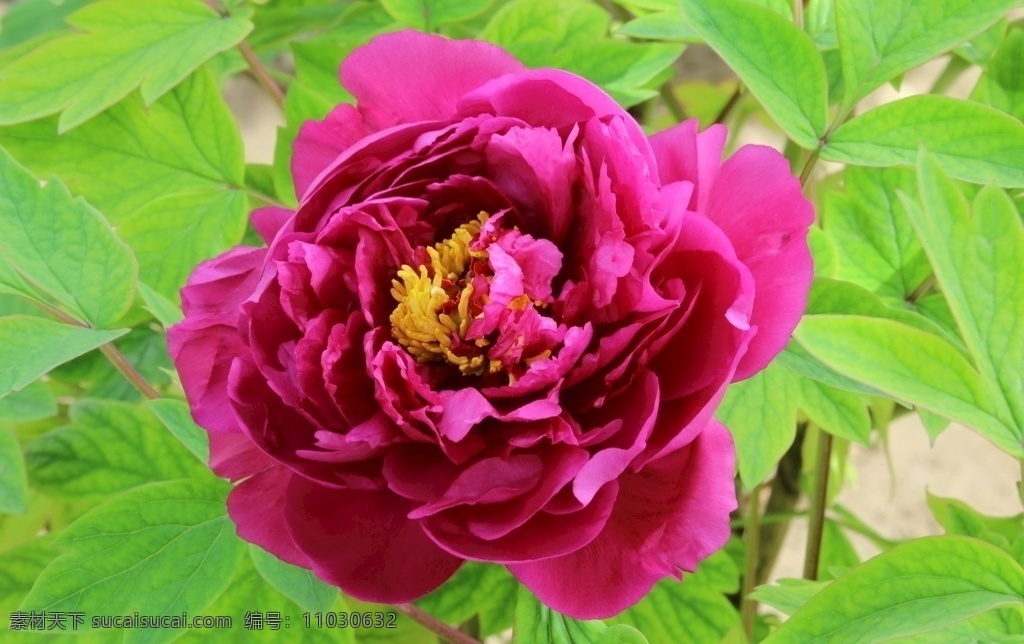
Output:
top-left (168, 30), bottom-right (812, 619)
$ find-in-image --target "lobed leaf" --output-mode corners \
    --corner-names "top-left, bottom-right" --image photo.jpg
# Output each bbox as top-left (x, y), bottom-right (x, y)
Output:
top-left (250, 545), bottom-right (339, 614)
top-left (0, 426), bottom-right (27, 514)
top-left (972, 28), bottom-right (1024, 122)
top-left (513, 587), bottom-right (648, 643)
top-left (678, 0), bottom-right (827, 148)
top-left (0, 0), bottom-right (252, 132)
top-left (821, 96), bottom-right (1024, 187)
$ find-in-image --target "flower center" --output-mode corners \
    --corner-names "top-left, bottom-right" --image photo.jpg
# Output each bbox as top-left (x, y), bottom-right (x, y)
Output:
top-left (389, 213), bottom-right (559, 379)
top-left (390, 213), bottom-right (500, 376)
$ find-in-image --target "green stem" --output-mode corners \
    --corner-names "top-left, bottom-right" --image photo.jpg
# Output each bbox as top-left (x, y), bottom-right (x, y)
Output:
top-left (713, 86), bottom-right (742, 125)
top-left (756, 424), bottom-right (806, 584)
top-left (22, 297), bottom-right (161, 401)
top-left (742, 483), bottom-right (764, 640)
top-left (803, 429), bottom-right (833, 580)
top-left (239, 42), bottom-right (286, 110)
top-left (659, 83), bottom-right (688, 124)
top-left (394, 604), bottom-right (480, 644)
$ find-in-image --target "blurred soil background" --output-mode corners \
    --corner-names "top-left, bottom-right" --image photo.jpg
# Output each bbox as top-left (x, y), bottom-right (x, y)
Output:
top-left (1, 0), bottom-right (1019, 592)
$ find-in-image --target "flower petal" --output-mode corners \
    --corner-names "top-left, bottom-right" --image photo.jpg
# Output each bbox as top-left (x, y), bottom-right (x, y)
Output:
top-left (293, 104), bottom-right (373, 200)
top-left (341, 30), bottom-right (524, 130)
top-left (227, 463), bottom-right (311, 568)
top-left (284, 477), bottom-right (463, 602)
top-left (507, 420), bottom-right (736, 619)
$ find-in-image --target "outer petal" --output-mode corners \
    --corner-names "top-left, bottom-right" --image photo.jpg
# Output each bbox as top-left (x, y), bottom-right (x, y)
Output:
top-left (649, 118), bottom-right (726, 212)
top-left (227, 463), bottom-right (311, 568)
top-left (284, 477), bottom-right (463, 603)
top-left (341, 30), bottom-right (524, 130)
top-left (704, 146), bottom-right (814, 380)
top-left (292, 104), bottom-right (373, 200)
top-left (508, 420), bottom-right (736, 619)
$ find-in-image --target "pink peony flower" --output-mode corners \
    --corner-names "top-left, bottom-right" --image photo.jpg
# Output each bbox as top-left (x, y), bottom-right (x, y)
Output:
top-left (168, 30), bottom-right (813, 619)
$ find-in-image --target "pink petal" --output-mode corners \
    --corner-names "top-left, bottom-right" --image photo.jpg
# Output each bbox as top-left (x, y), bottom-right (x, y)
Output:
top-left (227, 463), bottom-right (311, 568)
top-left (251, 207), bottom-right (293, 246)
top-left (167, 320), bottom-right (246, 433)
top-left (341, 30), bottom-right (524, 131)
top-left (508, 420), bottom-right (737, 619)
top-left (292, 104), bottom-right (373, 200)
top-left (649, 118), bottom-right (726, 211)
top-left (705, 145), bottom-right (814, 380)
top-left (284, 477), bottom-right (464, 603)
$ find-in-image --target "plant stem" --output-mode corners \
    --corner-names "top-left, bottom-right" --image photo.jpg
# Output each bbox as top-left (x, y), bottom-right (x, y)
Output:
top-left (23, 297), bottom-right (162, 401)
top-left (793, 0), bottom-right (804, 28)
top-left (659, 83), bottom-right (688, 124)
top-left (906, 274), bottom-right (936, 304)
top-left (394, 604), bottom-right (480, 644)
top-left (742, 483), bottom-right (764, 641)
top-left (713, 86), bottom-right (742, 125)
top-left (239, 42), bottom-right (286, 110)
top-left (803, 429), bottom-right (834, 580)
top-left (756, 424), bottom-right (806, 584)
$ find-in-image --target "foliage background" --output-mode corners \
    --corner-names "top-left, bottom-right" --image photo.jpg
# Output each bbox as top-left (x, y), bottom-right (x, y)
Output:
top-left (1, 0), bottom-right (1023, 642)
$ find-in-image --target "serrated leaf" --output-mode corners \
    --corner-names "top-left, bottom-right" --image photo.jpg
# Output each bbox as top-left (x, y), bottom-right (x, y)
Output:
top-left (21, 480), bottom-right (245, 643)
top-left (821, 167), bottom-right (930, 301)
top-left (834, 0), bottom-right (1016, 108)
top-left (147, 398), bottom-right (210, 464)
top-left (0, 379), bottom-right (56, 424)
top-left (513, 587), bottom-right (648, 643)
top-left (379, 0), bottom-right (492, 30)
top-left (0, 0), bottom-right (253, 131)
top-left (820, 96), bottom-right (1024, 187)
top-left (972, 28), bottom-right (1024, 122)
top-left (678, 0), bottom-right (827, 148)
top-left (0, 148), bottom-right (137, 328)
top-left (795, 315), bottom-right (1021, 456)
top-left (928, 493), bottom-right (1024, 553)
top-left (417, 562), bottom-right (519, 637)
top-left (25, 399), bottom-right (209, 501)
top-left (0, 426), bottom-right (28, 514)
top-left (765, 537), bottom-right (1024, 642)
top-left (905, 153), bottom-right (1024, 445)
top-left (249, 545), bottom-right (338, 613)
top-left (0, 316), bottom-right (126, 399)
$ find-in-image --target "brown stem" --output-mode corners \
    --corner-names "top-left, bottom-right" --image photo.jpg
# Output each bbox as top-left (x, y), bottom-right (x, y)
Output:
top-left (741, 483), bottom-right (764, 641)
top-left (803, 429), bottom-right (834, 580)
top-left (793, 0), bottom-right (804, 28)
top-left (713, 86), bottom-right (742, 125)
top-left (756, 423), bottom-right (806, 584)
top-left (239, 42), bottom-right (286, 110)
top-left (906, 274), bottom-right (936, 304)
top-left (23, 297), bottom-right (161, 401)
top-left (659, 83), bottom-right (688, 124)
top-left (394, 604), bottom-right (480, 644)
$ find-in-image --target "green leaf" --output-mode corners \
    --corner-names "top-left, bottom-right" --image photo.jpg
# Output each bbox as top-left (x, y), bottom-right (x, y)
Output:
top-left (417, 562), bottom-right (519, 637)
top-left (750, 578), bottom-right (830, 616)
top-left (608, 550), bottom-right (739, 643)
top-left (0, 148), bottom-right (137, 328)
top-left (25, 399), bottom-right (210, 502)
top-left (0, 379), bottom-right (56, 423)
top-left (821, 167), bottom-right (930, 301)
top-left (795, 315), bottom-right (1021, 456)
top-left (0, 69), bottom-right (247, 301)
top-left (249, 545), bottom-right (338, 613)
top-left (379, 0), bottom-right (492, 30)
top-left (766, 536), bottom-right (1024, 642)
top-left (147, 398), bottom-right (210, 464)
top-left (513, 587), bottom-right (649, 643)
top-left (137, 282), bottom-right (184, 329)
top-left (820, 96), bottom-right (1024, 187)
top-left (928, 493), bottom-right (1024, 551)
top-left (179, 552), bottom-right (351, 644)
top-left (0, 426), bottom-right (28, 514)
top-left (776, 341), bottom-right (880, 397)
top-left (22, 480), bottom-right (245, 641)
top-left (834, 0), bottom-right (1016, 107)
top-left (905, 153), bottom-right (1024, 442)
top-left (483, 0), bottom-right (682, 108)
top-left (718, 361), bottom-right (869, 488)
top-left (0, 537), bottom-right (58, 613)
top-left (118, 189), bottom-right (249, 300)
top-left (972, 28), bottom-right (1024, 122)
top-left (0, 316), bottom-right (126, 399)
top-left (0, 0), bottom-right (92, 50)
top-left (0, 0), bottom-right (253, 132)
top-left (615, 13), bottom-right (698, 42)
top-left (678, 0), bottom-right (827, 148)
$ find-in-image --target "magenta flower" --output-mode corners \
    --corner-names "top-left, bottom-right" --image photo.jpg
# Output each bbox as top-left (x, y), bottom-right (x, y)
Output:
top-left (168, 31), bottom-right (813, 619)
